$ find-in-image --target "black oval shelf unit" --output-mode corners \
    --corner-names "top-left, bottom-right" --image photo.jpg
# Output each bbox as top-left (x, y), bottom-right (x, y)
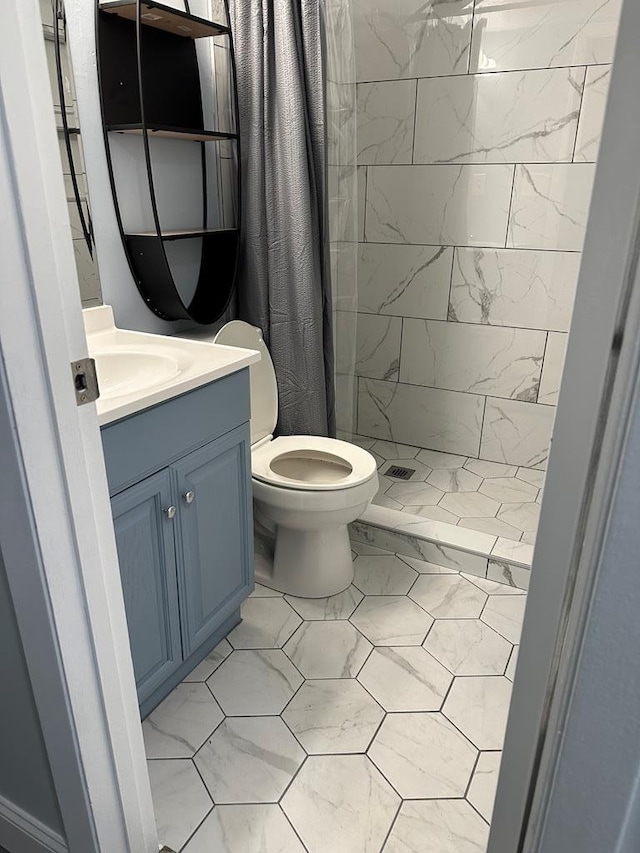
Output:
top-left (96, 0), bottom-right (241, 324)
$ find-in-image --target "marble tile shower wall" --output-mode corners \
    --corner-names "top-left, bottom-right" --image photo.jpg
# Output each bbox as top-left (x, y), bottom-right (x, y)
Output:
top-left (324, 0), bottom-right (359, 436)
top-left (351, 0), bottom-right (621, 468)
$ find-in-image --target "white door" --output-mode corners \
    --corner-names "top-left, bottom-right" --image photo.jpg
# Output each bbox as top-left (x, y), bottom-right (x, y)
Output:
top-left (0, 1), bottom-right (158, 850)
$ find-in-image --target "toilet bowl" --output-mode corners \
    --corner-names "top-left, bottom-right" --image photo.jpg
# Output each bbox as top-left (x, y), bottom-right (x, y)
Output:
top-left (208, 321), bottom-right (379, 597)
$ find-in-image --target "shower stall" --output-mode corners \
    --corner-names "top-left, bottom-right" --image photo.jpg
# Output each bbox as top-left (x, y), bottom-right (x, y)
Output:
top-left (337, 0), bottom-right (622, 553)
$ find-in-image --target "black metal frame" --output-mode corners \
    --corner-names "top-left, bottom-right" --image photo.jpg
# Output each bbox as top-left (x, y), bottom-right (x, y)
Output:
top-left (95, 0), bottom-right (242, 324)
top-left (53, 0), bottom-right (94, 256)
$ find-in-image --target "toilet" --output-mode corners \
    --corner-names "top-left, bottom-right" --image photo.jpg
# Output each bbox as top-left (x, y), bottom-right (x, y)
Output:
top-left (212, 321), bottom-right (379, 597)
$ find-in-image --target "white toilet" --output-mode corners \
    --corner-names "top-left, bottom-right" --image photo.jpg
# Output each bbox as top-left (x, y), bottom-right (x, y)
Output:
top-left (212, 320), bottom-right (379, 598)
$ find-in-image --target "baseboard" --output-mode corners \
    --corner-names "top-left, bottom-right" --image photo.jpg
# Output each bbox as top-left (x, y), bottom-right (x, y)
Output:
top-left (0, 796), bottom-right (67, 853)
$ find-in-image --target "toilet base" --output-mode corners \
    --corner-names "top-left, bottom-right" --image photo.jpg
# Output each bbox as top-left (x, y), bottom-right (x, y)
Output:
top-left (255, 523), bottom-right (354, 598)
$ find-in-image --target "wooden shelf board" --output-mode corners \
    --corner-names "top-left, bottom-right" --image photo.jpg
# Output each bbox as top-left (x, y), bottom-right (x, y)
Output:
top-left (109, 124), bottom-right (237, 142)
top-left (126, 228), bottom-right (238, 241)
top-left (99, 0), bottom-right (228, 38)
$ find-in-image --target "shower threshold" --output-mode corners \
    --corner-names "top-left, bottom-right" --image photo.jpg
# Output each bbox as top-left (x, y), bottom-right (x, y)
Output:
top-left (348, 436), bottom-right (542, 591)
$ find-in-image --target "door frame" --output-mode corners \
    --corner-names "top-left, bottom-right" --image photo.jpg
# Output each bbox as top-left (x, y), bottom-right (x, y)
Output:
top-left (0, 1), bottom-right (157, 850)
top-left (488, 0), bottom-right (640, 850)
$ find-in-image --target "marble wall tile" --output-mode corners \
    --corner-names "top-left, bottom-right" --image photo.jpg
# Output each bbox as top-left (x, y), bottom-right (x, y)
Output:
top-left (331, 240), bottom-right (358, 311)
top-left (538, 333), bottom-right (568, 406)
top-left (327, 81), bottom-right (357, 167)
top-left (357, 80), bottom-right (416, 165)
top-left (366, 164), bottom-right (513, 247)
top-left (449, 248), bottom-right (580, 332)
top-left (355, 313), bottom-right (402, 380)
top-left (401, 319), bottom-right (546, 400)
top-left (358, 244), bottom-right (452, 320)
top-left (329, 164), bottom-right (358, 243)
top-left (358, 377), bottom-right (484, 457)
top-left (414, 67), bottom-right (584, 165)
top-left (507, 164), bottom-right (596, 251)
top-left (334, 310), bottom-right (357, 374)
top-left (470, 0), bottom-right (622, 73)
top-left (353, 0), bottom-right (473, 83)
top-left (480, 397), bottom-right (555, 468)
top-left (335, 373), bottom-right (357, 435)
top-left (574, 65), bottom-right (612, 163)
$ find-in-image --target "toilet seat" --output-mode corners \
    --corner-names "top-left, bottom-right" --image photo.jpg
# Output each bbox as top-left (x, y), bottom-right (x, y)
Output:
top-left (252, 436), bottom-right (377, 491)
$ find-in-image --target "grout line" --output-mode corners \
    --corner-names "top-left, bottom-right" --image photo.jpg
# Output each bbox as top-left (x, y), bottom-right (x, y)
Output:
top-left (446, 246), bottom-right (457, 321)
top-left (279, 803), bottom-right (310, 852)
top-left (379, 796), bottom-right (404, 850)
top-left (361, 166), bottom-right (368, 242)
top-left (503, 163), bottom-right (518, 248)
top-left (537, 331), bottom-right (551, 403)
top-left (410, 78), bottom-right (419, 165)
top-left (354, 60), bottom-right (614, 88)
top-left (571, 65), bottom-right (588, 163)
top-left (175, 801), bottom-right (214, 853)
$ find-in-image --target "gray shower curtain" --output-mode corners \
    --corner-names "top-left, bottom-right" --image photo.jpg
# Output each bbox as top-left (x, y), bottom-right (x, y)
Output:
top-left (229, 0), bottom-right (335, 437)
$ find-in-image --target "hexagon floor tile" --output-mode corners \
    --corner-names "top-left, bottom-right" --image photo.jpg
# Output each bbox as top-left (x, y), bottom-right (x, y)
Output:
top-left (182, 638), bottom-right (232, 683)
top-left (409, 574), bottom-right (487, 619)
top-left (443, 676), bottom-right (513, 750)
top-left (281, 755), bottom-right (400, 853)
top-left (282, 679), bottom-right (384, 754)
top-left (423, 618), bottom-right (512, 676)
top-left (353, 553), bottom-right (419, 595)
top-left (384, 799), bottom-right (490, 853)
top-left (467, 751), bottom-right (503, 823)
top-left (368, 712), bottom-right (477, 799)
top-left (181, 804), bottom-right (305, 853)
top-left (350, 596), bottom-right (434, 646)
top-left (481, 595), bottom-right (527, 645)
top-left (357, 646), bottom-right (452, 711)
top-left (357, 434), bottom-right (544, 545)
top-left (227, 597), bottom-right (302, 649)
top-left (142, 683), bottom-right (223, 759)
top-left (194, 717), bottom-right (305, 804)
top-left (284, 585), bottom-right (363, 620)
top-left (283, 620), bottom-right (372, 678)
top-left (206, 649), bottom-right (303, 715)
top-left (145, 536), bottom-right (526, 853)
top-left (147, 759), bottom-right (212, 852)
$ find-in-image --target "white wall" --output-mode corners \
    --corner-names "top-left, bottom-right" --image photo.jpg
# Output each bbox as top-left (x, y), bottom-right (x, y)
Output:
top-left (352, 0), bottom-right (622, 467)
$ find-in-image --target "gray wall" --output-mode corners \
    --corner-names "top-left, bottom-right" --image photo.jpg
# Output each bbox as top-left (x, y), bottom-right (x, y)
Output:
top-left (0, 547), bottom-right (64, 839)
top-left (535, 370), bottom-right (640, 852)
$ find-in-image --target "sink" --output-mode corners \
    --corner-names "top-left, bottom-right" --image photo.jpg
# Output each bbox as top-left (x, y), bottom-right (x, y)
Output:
top-left (83, 305), bottom-right (261, 425)
top-left (93, 350), bottom-right (181, 400)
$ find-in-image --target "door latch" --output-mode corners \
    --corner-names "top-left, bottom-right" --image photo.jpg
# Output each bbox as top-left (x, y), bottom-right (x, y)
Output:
top-left (71, 357), bottom-right (100, 406)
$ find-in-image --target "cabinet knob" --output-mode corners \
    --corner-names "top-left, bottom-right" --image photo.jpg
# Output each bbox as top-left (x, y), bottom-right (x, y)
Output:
top-left (183, 490), bottom-right (195, 505)
top-left (164, 505), bottom-right (177, 519)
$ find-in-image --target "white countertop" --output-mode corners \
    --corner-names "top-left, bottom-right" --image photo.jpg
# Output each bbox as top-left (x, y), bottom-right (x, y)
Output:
top-left (84, 306), bottom-right (260, 426)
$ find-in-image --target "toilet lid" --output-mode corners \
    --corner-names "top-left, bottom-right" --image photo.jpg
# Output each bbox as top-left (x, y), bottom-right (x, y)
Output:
top-left (252, 435), bottom-right (378, 491)
top-left (214, 321), bottom-right (278, 444)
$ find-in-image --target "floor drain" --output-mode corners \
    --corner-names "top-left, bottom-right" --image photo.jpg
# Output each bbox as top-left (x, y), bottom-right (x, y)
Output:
top-left (385, 465), bottom-right (415, 480)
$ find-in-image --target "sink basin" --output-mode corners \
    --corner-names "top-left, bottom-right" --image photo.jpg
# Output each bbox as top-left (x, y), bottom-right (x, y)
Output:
top-left (83, 305), bottom-right (261, 426)
top-left (93, 350), bottom-right (181, 401)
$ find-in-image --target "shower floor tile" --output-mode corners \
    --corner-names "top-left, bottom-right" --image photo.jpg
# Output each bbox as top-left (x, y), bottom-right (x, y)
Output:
top-left (147, 545), bottom-right (525, 852)
top-left (355, 435), bottom-right (544, 544)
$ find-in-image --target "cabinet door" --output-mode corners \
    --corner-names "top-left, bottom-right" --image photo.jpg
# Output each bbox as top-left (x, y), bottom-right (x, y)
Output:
top-left (172, 424), bottom-right (253, 656)
top-left (111, 470), bottom-right (182, 705)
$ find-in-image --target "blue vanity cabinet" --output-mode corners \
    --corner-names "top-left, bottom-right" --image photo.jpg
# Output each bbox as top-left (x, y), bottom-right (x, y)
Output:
top-left (173, 425), bottom-right (253, 657)
top-left (101, 370), bottom-right (254, 716)
top-left (110, 470), bottom-right (183, 705)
